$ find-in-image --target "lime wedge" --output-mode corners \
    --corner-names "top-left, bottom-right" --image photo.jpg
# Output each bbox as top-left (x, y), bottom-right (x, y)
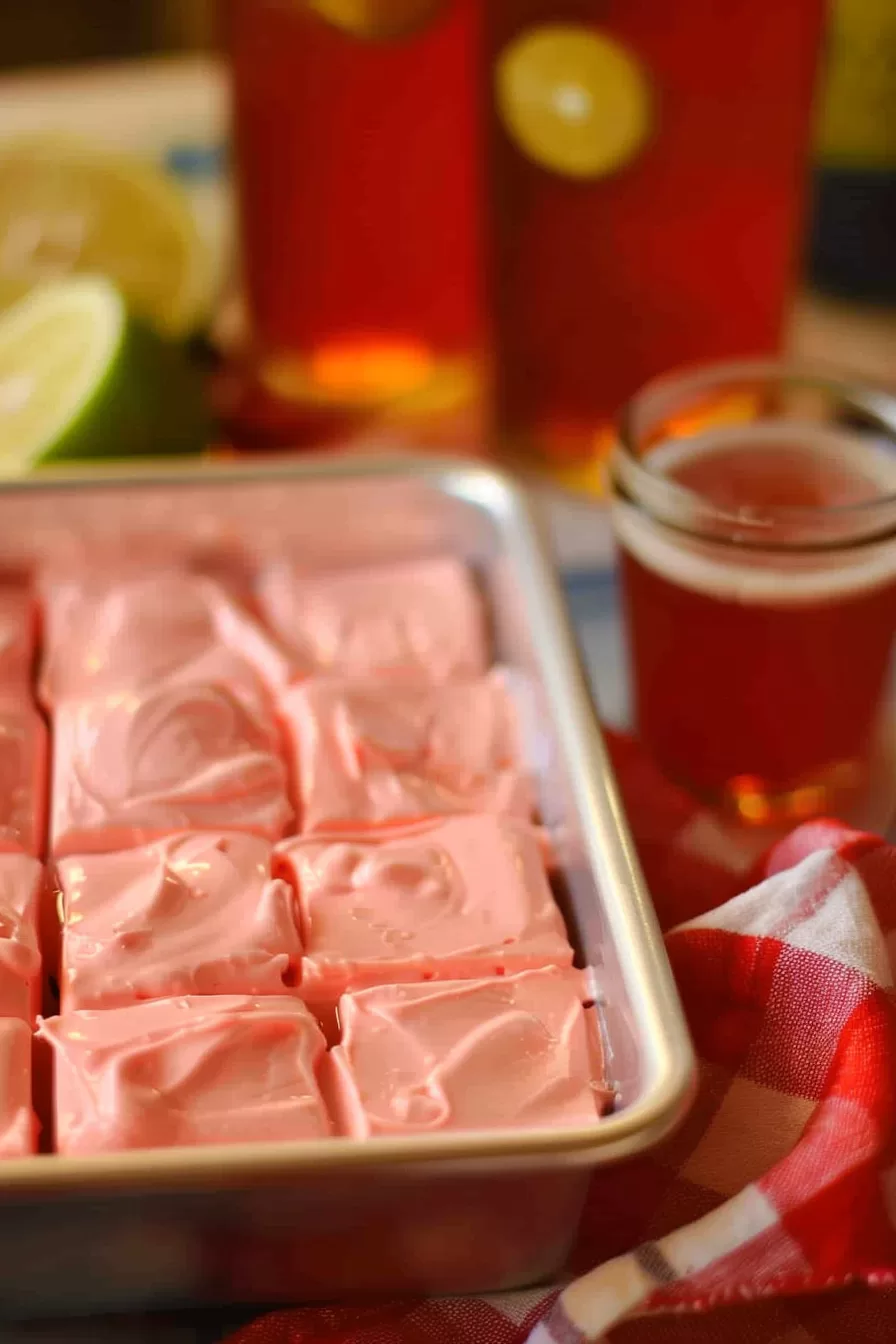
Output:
top-left (495, 25), bottom-right (652, 180)
top-left (0, 135), bottom-right (209, 337)
top-left (0, 277), bottom-right (209, 473)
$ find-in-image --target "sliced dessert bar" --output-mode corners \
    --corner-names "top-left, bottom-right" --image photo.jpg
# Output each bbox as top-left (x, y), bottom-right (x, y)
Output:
top-left (40, 995), bottom-right (331, 1154)
top-left (277, 817), bottom-right (572, 1026)
top-left (256, 556), bottom-right (487, 683)
top-left (280, 672), bottom-right (534, 834)
top-left (0, 854), bottom-right (42, 1023)
top-left (0, 701), bottom-right (47, 856)
top-left (58, 832), bottom-right (302, 1011)
top-left (51, 683), bottom-right (292, 855)
top-left (0, 586), bottom-right (37, 691)
top-left (329, 968), bottom-right (607, 1138)
top-left (0, 1018), bottom-right (36, 1158)
top-left (39, 569), bottom-right (286, 710)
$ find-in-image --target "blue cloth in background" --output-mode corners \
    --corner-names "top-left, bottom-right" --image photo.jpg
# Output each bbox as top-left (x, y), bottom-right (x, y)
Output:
top-left (563, 567), bottom-right (629, 730)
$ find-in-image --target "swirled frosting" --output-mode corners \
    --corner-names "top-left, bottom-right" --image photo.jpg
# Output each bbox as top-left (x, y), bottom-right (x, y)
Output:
top-left (0, 853), bottom-right (41, 1023)
top-left (39, 569), bottom-right (285, 711)
top-left (51, 683), bottom-right (293, 855)
top-left (277, 817), bottom-right (571, 1007)
top-left (59, 832), bottom-right (302, 1012)
top-left (0, 1018), bottom-right (36, 1158)
top-left (0, 701), bottom-right (47, 857)
top-left (281, 672), bottom-right (535, 833)
top-left (40, 995), bottom-right (331, 1155)
top-left (257, 556), bottom-right (487, 683)
top-left (329, 968), bottom-right (606, 1138)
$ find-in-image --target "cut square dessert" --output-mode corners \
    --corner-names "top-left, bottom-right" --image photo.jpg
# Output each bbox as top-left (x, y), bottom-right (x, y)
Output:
top-left (0, 586), bottom-right (37, 691)
top-left (0, 853), bottom-right (42, 1023)
top-left (39, 569), bottom-right (286, 710)
top-left (276, 817), bottom-right (572, 1023)
top-left (51, 683), bottom-right (292, 856)
top-left (40, 995), bottom-right (331, 1155)
top-left (59, 832), bottom-right (302, 1012)
top-left (329, 968), bottom-right (607, 1138)
top-left (256, 556), bottom-right (487, 683)
top-left (281, 672), bottom-right (534, 834)
top-left (0, 1018), bottom-right (36, 1158)
top-left (0, 700), bottom-right (48, 857)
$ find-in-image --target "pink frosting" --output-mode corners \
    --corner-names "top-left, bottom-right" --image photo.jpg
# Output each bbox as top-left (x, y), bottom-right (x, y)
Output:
top-left (38, 569), bottom-right (284, 710)
top-left (281, 672), bottom-right (535, 834)
top-left (0, 853), bottom-right (42, 1023)
top-left (40, 995), bottom-right (331, 1155)
top-left (277, 817), bottom-right (571, 1007)
top-left (0, 700), bottom-right (47, 857)
top-left (329, 968), bottom-right (606, 1138)
top-left (59, 832), bottom-right (302, 1012)
top-left (0, 1018), bottom-right (36, 1158)
top-left (0, 587), bottom-right (36, 691)
top-left (0, 589), bottom-right (44, 853)
top-left (256, 556), bottom-right (487, 684)
top-left (51, 683), bottom-right (293, 855)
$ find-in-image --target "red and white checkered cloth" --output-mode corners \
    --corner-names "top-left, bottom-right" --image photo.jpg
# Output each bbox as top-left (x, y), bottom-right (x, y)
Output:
top-left (226, 729), bottom-right (896, 1344)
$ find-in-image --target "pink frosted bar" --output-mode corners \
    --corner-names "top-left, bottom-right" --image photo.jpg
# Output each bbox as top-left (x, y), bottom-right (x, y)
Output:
top-left (0, 854), bottom-right (42, 1024)
top-left (276, 817), bottom-right (572, 1018)
top-left (0, 1018), bottom-right (36, 1158)
top-left (40, 995), bottom-right (331, 1155)
top-left (0, 587), bottom-right (37, 691)
top-left (280, 671), bottom-right (535, 834)
top-left (256, 556), bottom-right (487, 684)
top-left (50, 683), bottom-right (293, 856)
top-left (38, 569), bottom-right (288, 710)
top-left (329, 968), bottom-right (608, 1139)
top-left (0, 700), bottom-right (48, 857)
top-left (0, 581), bottom-right (45, 858)
top-left (59, 832), bottom-right (302, 1012)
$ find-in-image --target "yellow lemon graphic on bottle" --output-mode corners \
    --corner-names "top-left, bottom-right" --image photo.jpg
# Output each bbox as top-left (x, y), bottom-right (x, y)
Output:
top-left (496, 24), bottom-right (653, 179)
top-left (305, 0), bottom-right (444, 40)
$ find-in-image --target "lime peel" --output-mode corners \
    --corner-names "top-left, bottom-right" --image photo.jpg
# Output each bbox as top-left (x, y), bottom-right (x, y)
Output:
top-left (0, 277), bottom-right (209, 473)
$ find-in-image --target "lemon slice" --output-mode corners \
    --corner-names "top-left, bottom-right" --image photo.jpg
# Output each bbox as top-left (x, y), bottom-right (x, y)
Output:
top-left (0, 277), bottom-right (208, 473)
top-left (306, 0), bottom-right (444, 40)
top-left (496, 25), bottom-right (652, 180)
top-left (0, 135), bottom-right (209, 337)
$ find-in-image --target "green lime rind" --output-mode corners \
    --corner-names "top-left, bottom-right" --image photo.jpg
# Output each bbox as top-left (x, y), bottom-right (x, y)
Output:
top-left (36, 315), bottom-right (210, 465)
top-left (0, 277), bottom-right (210, 470)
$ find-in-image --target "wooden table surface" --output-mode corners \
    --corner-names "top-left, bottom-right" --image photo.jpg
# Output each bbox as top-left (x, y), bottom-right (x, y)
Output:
top-left (789, 292), bottom-right (896, 387)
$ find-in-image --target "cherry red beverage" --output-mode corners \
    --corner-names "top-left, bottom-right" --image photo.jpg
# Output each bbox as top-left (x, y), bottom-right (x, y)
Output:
top-left (486, 1), bottom-right (825, 468)
top-left (611, 366), bottom-right (896, 825)
top-left (226, 0), bottom-right (481, 421)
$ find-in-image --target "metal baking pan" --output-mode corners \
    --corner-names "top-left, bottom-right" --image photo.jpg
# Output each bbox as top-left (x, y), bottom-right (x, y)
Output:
top-left (0, 454), bottom-right (695, 1317)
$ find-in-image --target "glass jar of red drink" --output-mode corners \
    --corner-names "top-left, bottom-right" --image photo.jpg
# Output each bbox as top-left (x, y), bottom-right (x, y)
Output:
top-left (486, 2), bottom-right (825, 472)
top-left (223, 0), bottom-right (482, 437)
top-left (609, 360), bottom-right (896, 827)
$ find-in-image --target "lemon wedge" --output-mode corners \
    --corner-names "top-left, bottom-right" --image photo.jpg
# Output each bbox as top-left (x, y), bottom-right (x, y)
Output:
top-left (0, 135), bottom-right (209, 337)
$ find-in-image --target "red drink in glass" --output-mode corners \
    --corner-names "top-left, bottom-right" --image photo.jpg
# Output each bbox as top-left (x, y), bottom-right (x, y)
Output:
top-left (611, 363), bottom-right (896, 825)
top-left (225, 0), bottom-right (481, 421)
top-left (486, 1), bottom-right (825, 467)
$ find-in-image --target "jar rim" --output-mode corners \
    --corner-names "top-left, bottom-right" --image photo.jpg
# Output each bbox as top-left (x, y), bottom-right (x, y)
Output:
top-left (611, 359), bottom-right (896, 552)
